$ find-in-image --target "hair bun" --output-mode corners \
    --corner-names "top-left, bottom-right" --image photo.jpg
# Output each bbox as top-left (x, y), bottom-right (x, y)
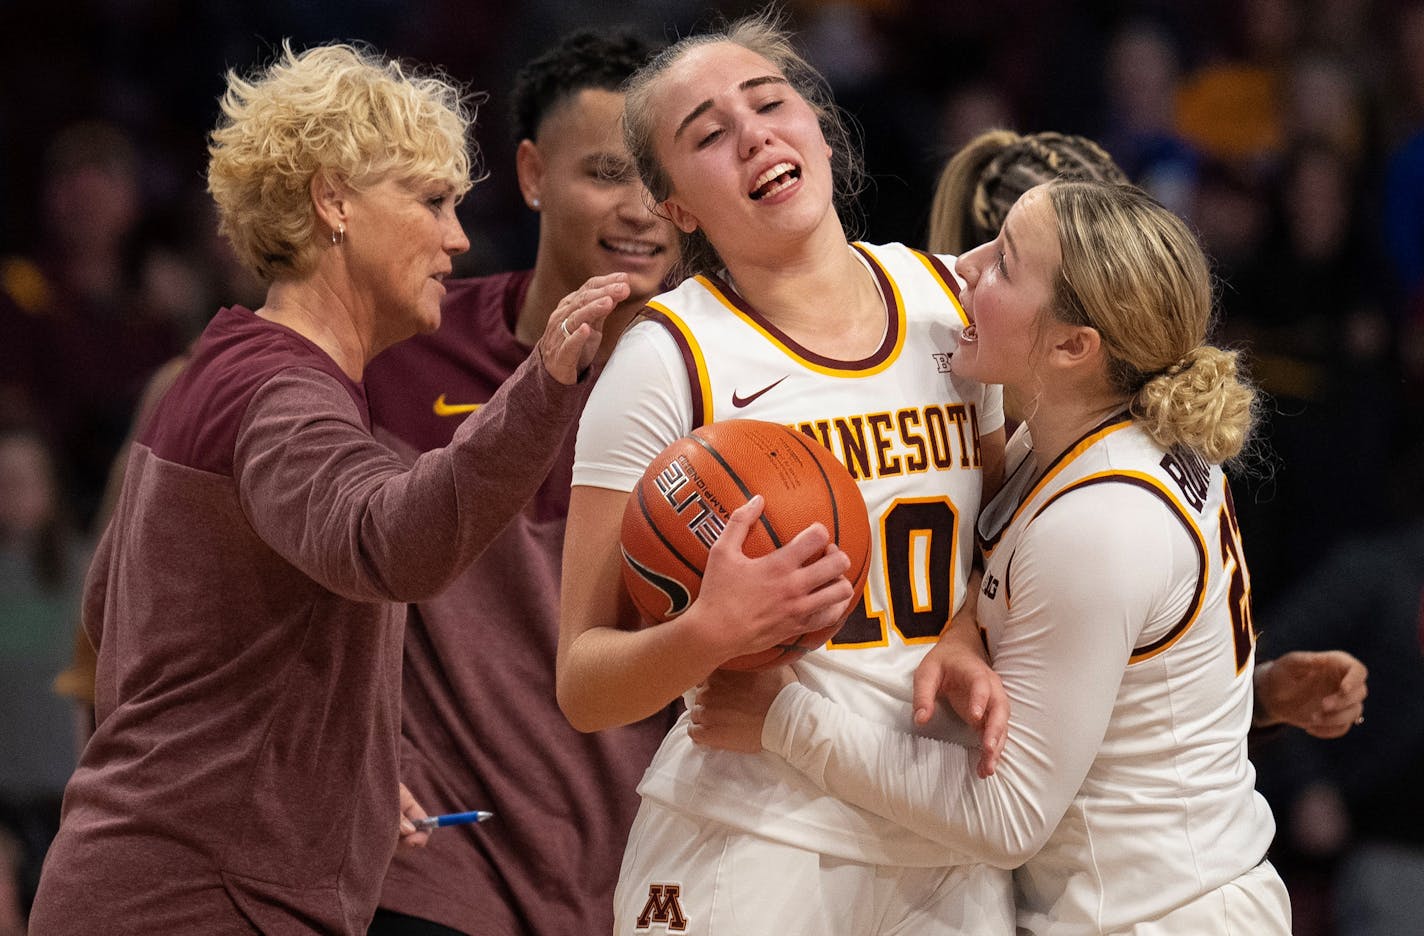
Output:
top-left (1133, 346), bottom-right (1257, 463)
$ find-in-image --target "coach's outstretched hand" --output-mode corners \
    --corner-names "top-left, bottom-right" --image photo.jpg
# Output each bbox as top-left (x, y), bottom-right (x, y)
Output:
top-left (538, 272), bottom-right (629, 384)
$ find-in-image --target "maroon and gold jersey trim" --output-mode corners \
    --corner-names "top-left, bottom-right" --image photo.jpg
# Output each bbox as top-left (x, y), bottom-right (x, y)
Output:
top-left (1026, 469), bottom-right (1209, 664)
top-left (979, 413), bottom-right (1134, 559)
top-left (696, 243), bottom-right (906, 377)
top-left (642, 303), bottom-right (714, 429)
top-left (909, 250), bottom-right (970, 327)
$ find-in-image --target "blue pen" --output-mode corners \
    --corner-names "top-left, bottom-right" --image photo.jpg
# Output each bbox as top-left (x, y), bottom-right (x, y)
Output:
top-left (412, 810), bottom-right (494, 831)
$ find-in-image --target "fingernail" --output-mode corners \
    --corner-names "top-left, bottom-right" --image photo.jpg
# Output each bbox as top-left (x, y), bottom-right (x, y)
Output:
top-left (401, 819), bottom-right (415, 834)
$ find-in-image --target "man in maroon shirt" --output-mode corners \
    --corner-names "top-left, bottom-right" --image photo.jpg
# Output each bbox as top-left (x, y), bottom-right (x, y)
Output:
top-left (364, 31), bottom-right (680, 936)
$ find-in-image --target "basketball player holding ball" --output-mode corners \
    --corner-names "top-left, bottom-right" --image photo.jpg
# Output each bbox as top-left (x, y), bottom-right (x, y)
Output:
top-left (619, 418), bottom-right (874, 671)
top-left (555, 12), bottom-right (1010, 935)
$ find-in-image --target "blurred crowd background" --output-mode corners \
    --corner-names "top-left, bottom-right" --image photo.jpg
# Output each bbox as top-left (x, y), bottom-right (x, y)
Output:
top-left (1, 1), bottom-right (1421, 933)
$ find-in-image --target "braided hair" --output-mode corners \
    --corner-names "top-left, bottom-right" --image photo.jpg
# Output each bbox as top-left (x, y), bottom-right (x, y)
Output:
top-left (928, 130), bottom-right (1125, 254)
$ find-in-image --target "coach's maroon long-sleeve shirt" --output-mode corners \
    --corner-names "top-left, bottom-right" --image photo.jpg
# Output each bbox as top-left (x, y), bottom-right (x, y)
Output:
top-left (29, 305), bottom-right (588, 935)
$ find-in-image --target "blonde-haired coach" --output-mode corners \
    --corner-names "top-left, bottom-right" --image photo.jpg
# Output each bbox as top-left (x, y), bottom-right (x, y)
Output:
top-left (30, 43), bottom-right (625, 934)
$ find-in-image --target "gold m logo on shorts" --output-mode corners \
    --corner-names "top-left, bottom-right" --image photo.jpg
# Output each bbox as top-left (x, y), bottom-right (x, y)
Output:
top-left (636, 883), bottom-right (688, 931)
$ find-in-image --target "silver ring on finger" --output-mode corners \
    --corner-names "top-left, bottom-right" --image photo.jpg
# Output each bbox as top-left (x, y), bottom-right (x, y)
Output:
top-left (560, 318), bottom-right (572, 339)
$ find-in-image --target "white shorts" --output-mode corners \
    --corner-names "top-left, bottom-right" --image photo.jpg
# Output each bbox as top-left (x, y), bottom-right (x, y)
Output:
top-left (1107, 859), bottom-right (1292, 936)
top-left (614, 798), bottom-right (1014, 936)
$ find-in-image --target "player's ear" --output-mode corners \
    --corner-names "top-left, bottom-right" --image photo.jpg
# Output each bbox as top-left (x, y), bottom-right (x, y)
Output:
top-left (663, 196), bottom-right (699, 234)
top-left (1050, 324), bottom-right (1102, 369)
top-left (515, 139), bottom-right (544, 211)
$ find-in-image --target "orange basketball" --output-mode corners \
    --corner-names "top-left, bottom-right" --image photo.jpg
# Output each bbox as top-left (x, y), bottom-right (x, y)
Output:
top-left (619, 419), bottom-right (871, 671)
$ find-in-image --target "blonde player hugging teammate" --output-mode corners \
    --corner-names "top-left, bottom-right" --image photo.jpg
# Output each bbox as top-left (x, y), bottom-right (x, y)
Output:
top-left (694, 179), bottom-right (1293, 935)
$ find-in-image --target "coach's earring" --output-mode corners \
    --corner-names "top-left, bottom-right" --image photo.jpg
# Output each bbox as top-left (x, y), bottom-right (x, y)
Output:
top-left (531, 197), bottom-right (541, 210)
top-left (331, 224), bottom-right (345, 247)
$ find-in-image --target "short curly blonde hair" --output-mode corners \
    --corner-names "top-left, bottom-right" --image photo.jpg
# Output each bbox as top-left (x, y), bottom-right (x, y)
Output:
top-left (207, 41), bottom-right (476, 282)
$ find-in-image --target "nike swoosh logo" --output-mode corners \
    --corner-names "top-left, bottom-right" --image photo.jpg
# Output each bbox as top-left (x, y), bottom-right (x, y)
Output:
top-left (433, 394), bottom-right (482, 416)
top-left (621, 547), bottom-right (691, 618)
top-left (731, 376), bottom-right (788, 408)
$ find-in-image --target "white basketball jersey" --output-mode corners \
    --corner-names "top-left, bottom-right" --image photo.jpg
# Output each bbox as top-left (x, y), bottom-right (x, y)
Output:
top-left (976, 417), bottom-right (1277, 933)
top-left (626, 242), bottom-right (1003, 865)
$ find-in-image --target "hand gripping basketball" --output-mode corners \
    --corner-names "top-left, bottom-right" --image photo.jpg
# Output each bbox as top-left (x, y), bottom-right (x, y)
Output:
top-left (619, 419), bottom-right (872, 670)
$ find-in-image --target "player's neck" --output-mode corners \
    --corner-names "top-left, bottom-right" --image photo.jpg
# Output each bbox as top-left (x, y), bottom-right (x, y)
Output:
top-left (517, 264), bottom-right (645, 365)
top-left (596, 302), bottom-right (644, 366)
top-left (723, 237), bottom-right (883, 358)
top-left (1021, 388), bottom-right (1130, 475)
top-left (514, 264), bottom-right (566, 348)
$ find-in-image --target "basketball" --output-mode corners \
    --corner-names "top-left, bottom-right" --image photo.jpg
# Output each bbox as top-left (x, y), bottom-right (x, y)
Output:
top-left (619, 418), bottom-right (872, 670)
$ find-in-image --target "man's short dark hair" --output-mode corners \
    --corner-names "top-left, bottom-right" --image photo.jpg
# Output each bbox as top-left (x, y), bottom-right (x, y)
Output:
top-left (510, 29), bottom-right (660, 142)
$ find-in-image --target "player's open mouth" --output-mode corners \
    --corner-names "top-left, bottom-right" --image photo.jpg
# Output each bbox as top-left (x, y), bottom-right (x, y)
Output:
top-left (960, 324), bottom-right (978, 344)
top-left (601, 238), bottom-right (664, 257)
top-left (749, 162), bottom-right (801, 200)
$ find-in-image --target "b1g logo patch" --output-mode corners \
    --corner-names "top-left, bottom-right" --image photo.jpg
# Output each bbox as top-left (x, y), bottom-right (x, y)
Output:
top-left (636, 882), bottom-right (689, 931)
